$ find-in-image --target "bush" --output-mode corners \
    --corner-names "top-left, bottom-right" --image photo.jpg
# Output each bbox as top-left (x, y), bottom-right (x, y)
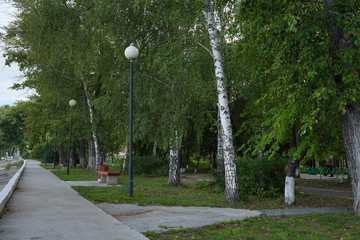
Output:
top-left (213, 157), bottom-right (287, 199)
top-left (125, 156), bottom-right (169, 177)
top-left (236, 157), bottom-right (287, 196)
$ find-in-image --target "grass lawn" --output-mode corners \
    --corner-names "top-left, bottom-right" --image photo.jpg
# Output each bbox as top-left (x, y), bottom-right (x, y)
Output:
top-left (40, 164), bottom-right (98, 181)
top-left (40, 165), bottom-right (353, 209)
top-left (146, 211), bottom-right (360, 240)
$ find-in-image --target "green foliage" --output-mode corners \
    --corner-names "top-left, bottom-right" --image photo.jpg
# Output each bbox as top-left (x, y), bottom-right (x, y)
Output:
top-left (124, 156), bottom-right (169, 177)
top-left (29, 141), bottom-right (58, 163)
top-left (213, 157), bottom-right (287, 199)
top-left (0, 106), bottom-right (25, 150)
top-left (236, 157), bottom-right (287, 196)
top-left (4, 162), bottom-right (11, 171)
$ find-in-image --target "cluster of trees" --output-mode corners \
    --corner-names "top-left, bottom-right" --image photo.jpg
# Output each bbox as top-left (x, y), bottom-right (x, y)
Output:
top-left (0, 105), bottom-right (24, 158)
top-left (2, 0), bottom-right (360, 214)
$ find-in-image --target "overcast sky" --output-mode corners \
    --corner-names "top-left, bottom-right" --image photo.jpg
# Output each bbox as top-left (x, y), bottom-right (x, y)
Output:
top-left (0, 1), bottom-right (30, 106)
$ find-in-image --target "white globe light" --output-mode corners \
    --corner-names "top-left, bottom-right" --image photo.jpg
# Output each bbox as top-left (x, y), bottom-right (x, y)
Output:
top-left (69, 99), bottom-right (76, 107)
top-left (124, 44), bottom-right (139, 60)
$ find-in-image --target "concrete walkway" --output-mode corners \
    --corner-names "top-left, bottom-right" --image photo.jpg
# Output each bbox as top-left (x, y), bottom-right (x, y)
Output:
top-left (97, 203), bottom-right (262, 233)
top-left (0, 160), bottom-right (147, 240)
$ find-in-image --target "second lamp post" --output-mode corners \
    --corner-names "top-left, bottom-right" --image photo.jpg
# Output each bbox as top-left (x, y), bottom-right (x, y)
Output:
top-left (124, 44), bottom-right (139, 197)
top-left (66, 99), bottom-right (76, 175)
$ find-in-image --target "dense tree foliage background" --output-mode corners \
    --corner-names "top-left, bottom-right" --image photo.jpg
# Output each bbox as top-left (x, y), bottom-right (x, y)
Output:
top-left (2, 0), bottom-right (360, 211)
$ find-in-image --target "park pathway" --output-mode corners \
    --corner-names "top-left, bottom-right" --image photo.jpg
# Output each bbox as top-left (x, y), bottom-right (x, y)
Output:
top-left (0, 160), bottom-right (147, 240)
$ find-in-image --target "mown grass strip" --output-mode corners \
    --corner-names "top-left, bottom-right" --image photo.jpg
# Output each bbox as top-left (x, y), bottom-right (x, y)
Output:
top-left (40, 165), bottom-right (353, 209)
top-left (146, 211), bottom-right (360, 240)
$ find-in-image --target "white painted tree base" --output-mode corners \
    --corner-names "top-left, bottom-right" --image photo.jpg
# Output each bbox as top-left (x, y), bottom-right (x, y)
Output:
top-left (285, 176), bottom-right (295, 205)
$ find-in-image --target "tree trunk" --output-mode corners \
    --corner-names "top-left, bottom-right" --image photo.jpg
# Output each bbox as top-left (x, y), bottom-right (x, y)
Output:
top-left (122, 146), bottom-right (128, 172)
top-left (78, 139), bottom-right (86, 168)
top-left (87, 137), bottom-right (96, 171)
top-left (153, 141), bottom-right (157, 156)
top-left (70, 147), bottom-right (76, 168)
top-left (203, 0), bottom-right (239, 203)
top-left (58, 144), bottom-right (66, 164)
top-left (284, 127), bottom-right (300, 206)
top-left (323, 0), bottom-right (360, 215)
top-left (217, 110), bottom-right (225, 177)
top-left (82, 80), bottom-right (100, 172)
top-left (168, 133), bottom-right (181, 186)
top-left (285, 159), bottom-right (300, 206)
top-left (339, 106), bottom-right (360, 214)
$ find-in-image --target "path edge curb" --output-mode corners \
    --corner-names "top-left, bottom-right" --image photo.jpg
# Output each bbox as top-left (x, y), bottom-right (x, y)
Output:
top-left (0, 160), bottom-right (27, 214)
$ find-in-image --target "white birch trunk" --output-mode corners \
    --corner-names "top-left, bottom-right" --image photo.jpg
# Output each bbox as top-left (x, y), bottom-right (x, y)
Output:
top-left (285, 176), bottom-right (295, 205)
top-left (153, 141), bottom-right (157, 156)
top-left (87, 137), bottom-right (96, 171)
top-left (203, 0), bottom-right (239, 203)
top-left (168, 132), bottom-right (181, 186)
top-left (217, 110), bottom-right (224, 176)
top-left (122, 146), bottom-right (128, 172)
top-left (82, 80), bottom-right (100, 171)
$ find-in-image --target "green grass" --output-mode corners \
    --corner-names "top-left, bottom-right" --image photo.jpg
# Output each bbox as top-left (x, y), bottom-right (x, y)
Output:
top-left (40, 164), bottom-right (98, 181)
top-left (70, 174), bottom-right (353, 209)
top-left (40, 166), bottom-right (353, 209)
top-left (146, 211), bottom-right (360, 240)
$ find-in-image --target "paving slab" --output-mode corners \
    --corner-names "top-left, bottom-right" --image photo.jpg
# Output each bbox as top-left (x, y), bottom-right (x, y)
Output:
top-left (260, 207), bottom-right (351, 216)
top-left (66, 181), bottom-right (122, 187)
top-left (0, 160), bottom-right (147, 240)
top-left (97, 203), bottom-right (262, 233)
top-left (297, 186), bottom-right (353, 199)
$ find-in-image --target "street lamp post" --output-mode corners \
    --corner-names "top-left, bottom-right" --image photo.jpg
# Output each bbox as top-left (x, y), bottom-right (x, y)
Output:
top-left (66, 99), bottom-right (76, 175)
top-left (53, 133), bottom-right (57, 169)
top-left (125, 44), bottom-right (139, 197)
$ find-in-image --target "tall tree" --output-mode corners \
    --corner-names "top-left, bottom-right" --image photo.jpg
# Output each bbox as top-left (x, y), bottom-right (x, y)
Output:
top-left (235, 0), bottom-right (360, 212)
top-left (203, 0), bottom-right (239, 203)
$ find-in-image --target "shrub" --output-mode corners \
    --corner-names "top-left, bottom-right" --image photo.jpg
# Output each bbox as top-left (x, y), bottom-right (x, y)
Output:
top-left (125, 156), bottom-right (169, 177)
top-left (236, 156), bottom-right (287, 195)
top-left (213, 156), bottom-right (287, 199)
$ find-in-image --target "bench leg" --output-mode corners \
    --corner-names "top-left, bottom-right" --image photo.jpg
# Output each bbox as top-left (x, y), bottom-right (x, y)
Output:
top-left (107, 175), bottom-right (118, 185)
top-left (100, 175), bottom-right (107, 183)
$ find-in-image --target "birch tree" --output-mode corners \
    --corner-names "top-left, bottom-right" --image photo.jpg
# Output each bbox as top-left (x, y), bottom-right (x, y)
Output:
top-left (203, 0), bottom-right (239, 203)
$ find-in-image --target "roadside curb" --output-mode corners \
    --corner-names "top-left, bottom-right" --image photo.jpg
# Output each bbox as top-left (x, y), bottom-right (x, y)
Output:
top-left (260, 207), bottom-right (352, 216)
top-left (0, 160), bottom-right (27, 214)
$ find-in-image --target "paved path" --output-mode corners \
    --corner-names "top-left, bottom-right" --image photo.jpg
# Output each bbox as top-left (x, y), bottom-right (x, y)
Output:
top-left (0, 160), bottom-right (147, 240)
top-left (297, 186), bottom-right (353, 199)
top-left (97, 203), bottom-right (262, 233)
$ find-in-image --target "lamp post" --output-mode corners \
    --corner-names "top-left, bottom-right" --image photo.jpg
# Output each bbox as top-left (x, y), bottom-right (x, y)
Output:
top-left (53, 133), bottom-right (57, 169)
top-left (125, 44), bottom-right (139, 197)
top-left (66, 99), bottom-right (76, 175)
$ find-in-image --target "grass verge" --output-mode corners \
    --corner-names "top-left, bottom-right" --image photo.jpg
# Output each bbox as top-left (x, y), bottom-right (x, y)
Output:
top-left (71, 175), bottom-right (352, 209)
top-left (40, 164), bottom-right (98, 181)
top-left (146, 211), bottom-right (360, 240)
top-left (40, 166), bottom-right (352, 209)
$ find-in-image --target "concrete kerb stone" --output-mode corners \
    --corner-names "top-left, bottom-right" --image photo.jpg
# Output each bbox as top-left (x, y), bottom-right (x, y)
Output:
top-left (0, 160), bottom-right (27, 214)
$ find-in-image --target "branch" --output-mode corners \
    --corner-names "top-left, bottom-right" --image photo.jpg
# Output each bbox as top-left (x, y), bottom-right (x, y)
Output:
top-left (197, 41), bottom-right (213, 58)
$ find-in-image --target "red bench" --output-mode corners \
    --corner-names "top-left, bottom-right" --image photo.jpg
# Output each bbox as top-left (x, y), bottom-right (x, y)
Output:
top-left (98, 171), bottom-right (121, 185)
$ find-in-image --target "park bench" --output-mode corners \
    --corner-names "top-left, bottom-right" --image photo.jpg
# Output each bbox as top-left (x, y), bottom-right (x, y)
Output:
top-left (305, 167), bottom-right (320, 175)
top-left (60, 163), bottom-right (67, 171)
top-left (98, 171), bottom-right (121, 185)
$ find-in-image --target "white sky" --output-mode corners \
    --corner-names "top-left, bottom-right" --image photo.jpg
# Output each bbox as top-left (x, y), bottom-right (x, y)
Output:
top-left (0, 1), bottom-right (30, 106)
